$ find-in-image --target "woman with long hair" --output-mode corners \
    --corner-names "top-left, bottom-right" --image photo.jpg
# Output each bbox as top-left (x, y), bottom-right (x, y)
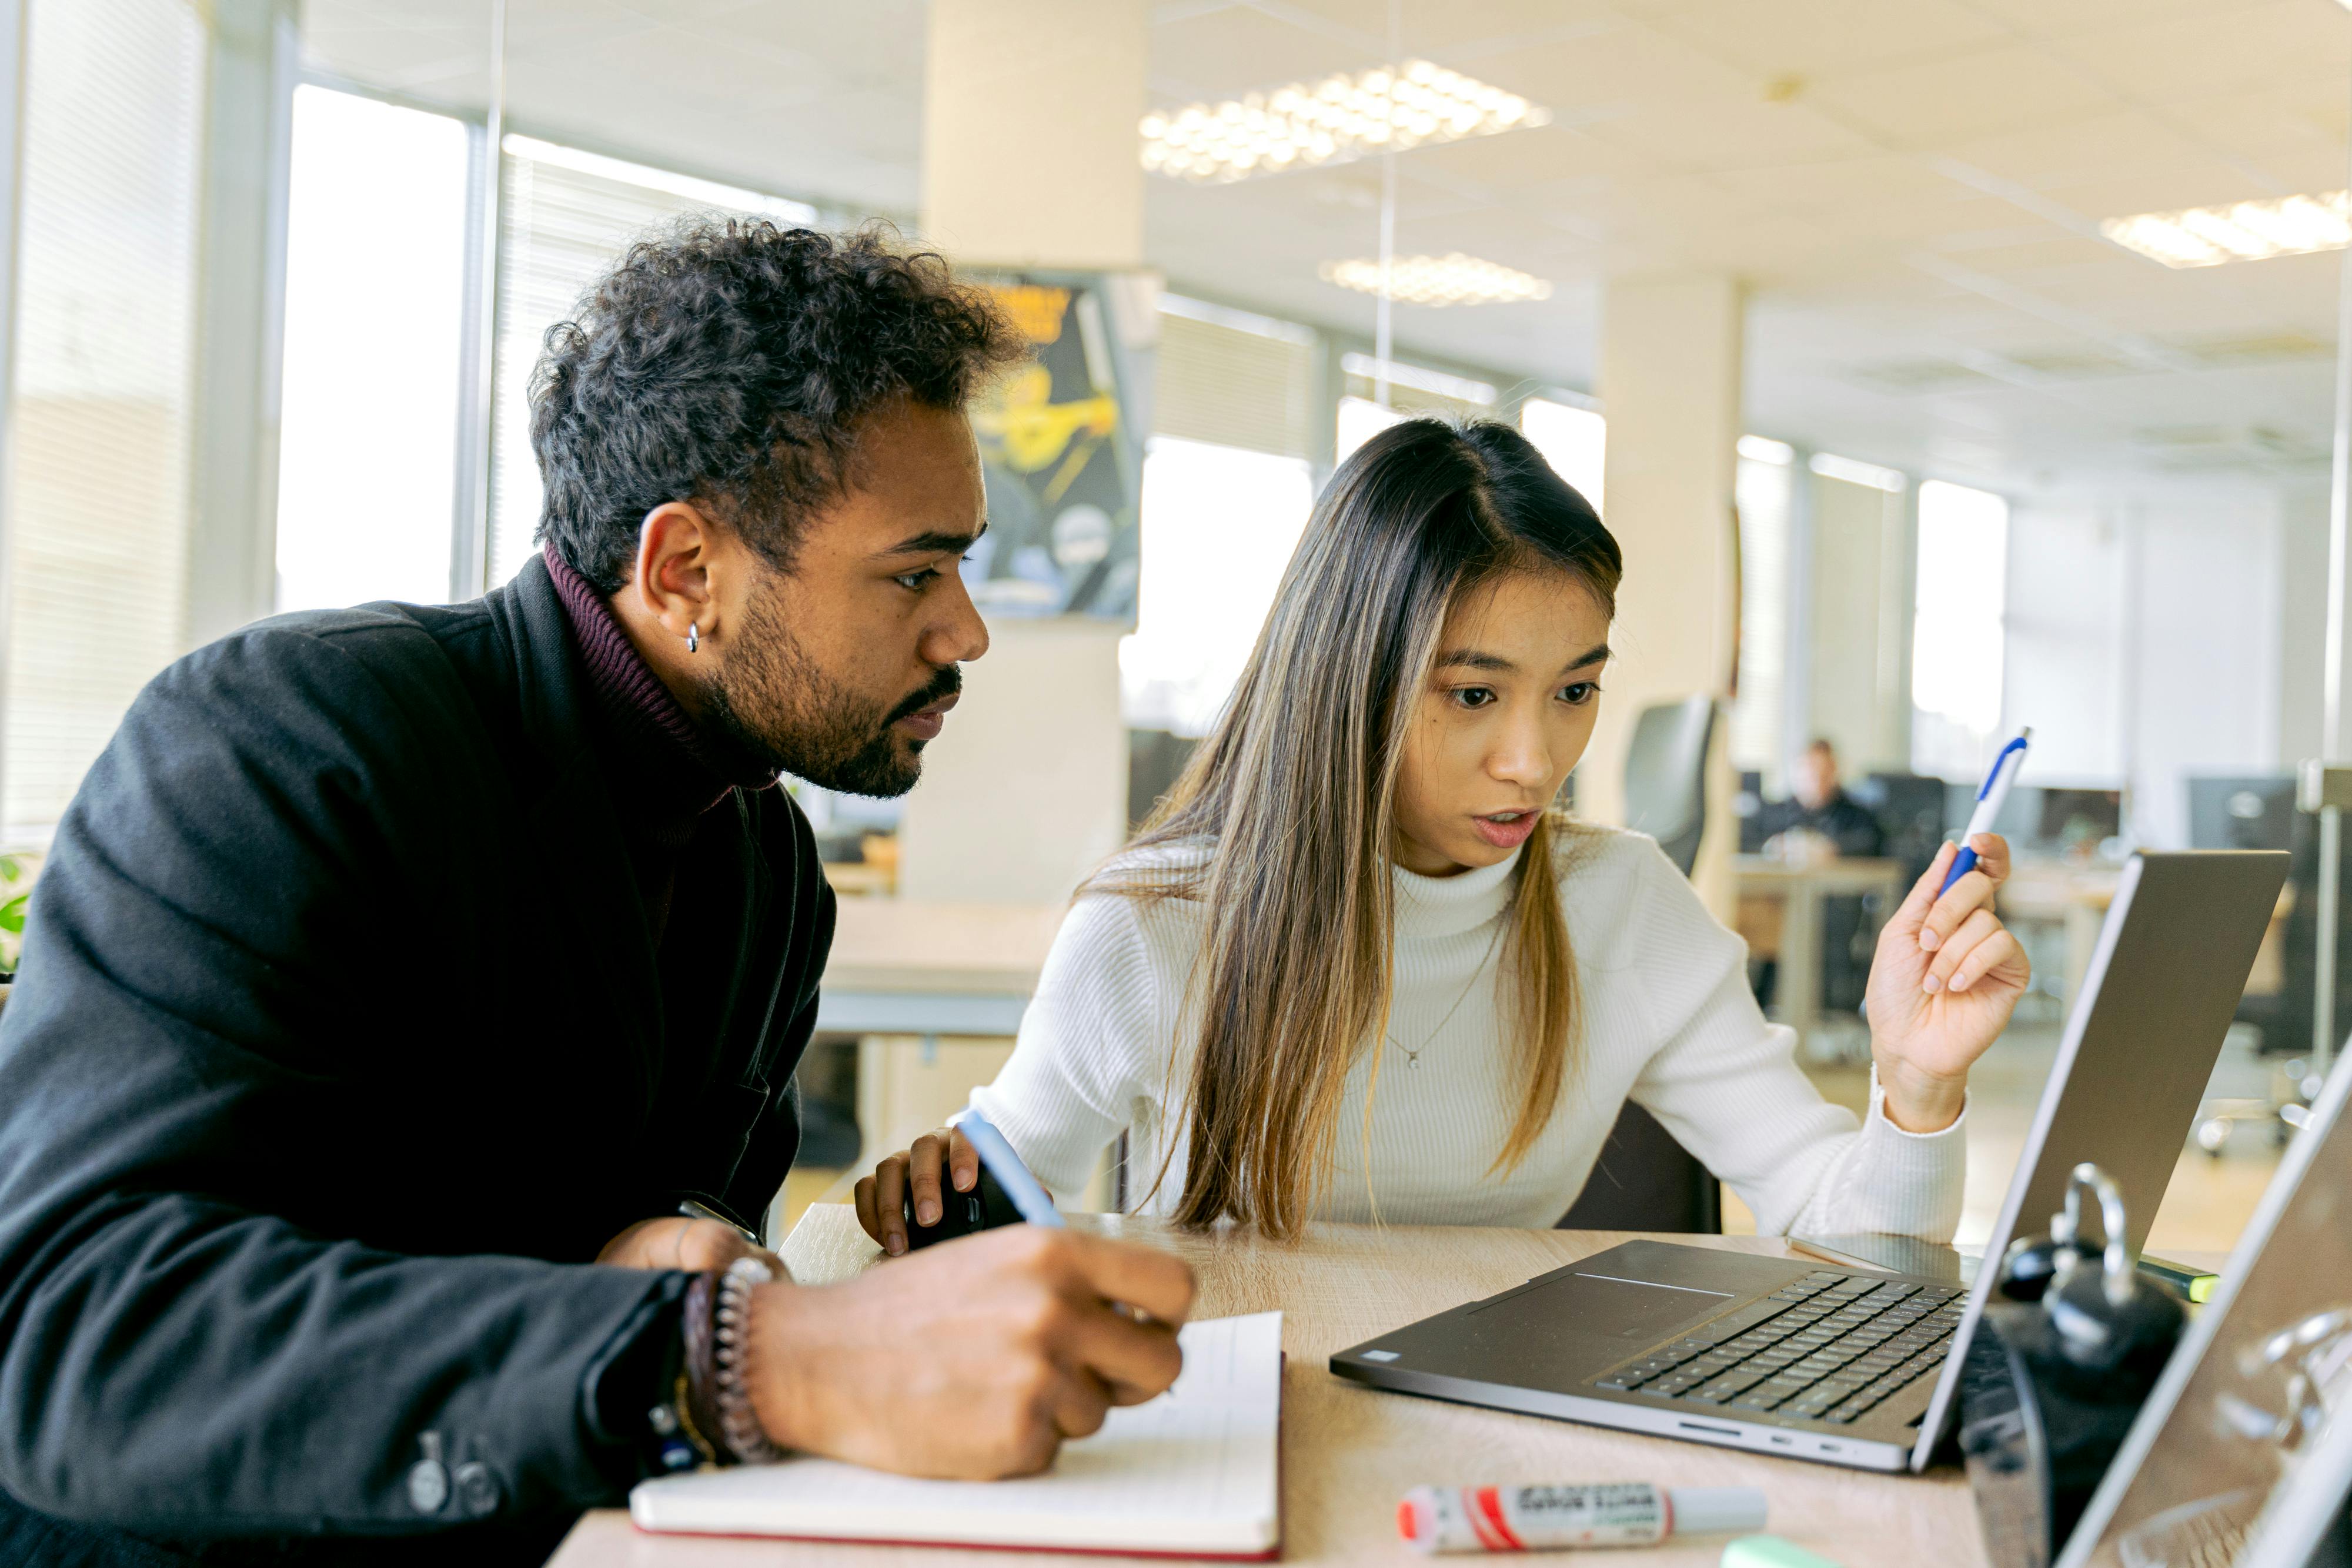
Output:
top-left (856, 417), bottom-right (2027, 1244)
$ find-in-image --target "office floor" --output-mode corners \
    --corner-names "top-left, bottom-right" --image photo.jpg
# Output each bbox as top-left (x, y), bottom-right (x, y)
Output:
top-left (784, 1024), bottom-right (2293, 1256)
top-left (1724, 1021), bottom-right (2289, 1259)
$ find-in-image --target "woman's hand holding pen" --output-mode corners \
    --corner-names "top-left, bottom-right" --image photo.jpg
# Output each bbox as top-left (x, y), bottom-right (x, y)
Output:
top-left (1863, 834), bottom-right (2033, 1133)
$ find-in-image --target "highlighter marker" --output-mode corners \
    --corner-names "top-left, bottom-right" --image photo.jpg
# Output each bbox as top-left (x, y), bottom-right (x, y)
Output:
top-left (1399, 1482), bottom-right (1766, 1553)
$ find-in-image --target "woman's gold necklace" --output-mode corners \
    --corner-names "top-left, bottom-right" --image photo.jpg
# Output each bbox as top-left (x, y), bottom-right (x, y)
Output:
top-left (1388, 918), bottom-right (1506, 1068)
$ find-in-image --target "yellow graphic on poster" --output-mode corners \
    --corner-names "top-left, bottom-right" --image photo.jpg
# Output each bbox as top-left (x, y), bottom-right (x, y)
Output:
top-left (965, 276), bottom-right (1141, 620)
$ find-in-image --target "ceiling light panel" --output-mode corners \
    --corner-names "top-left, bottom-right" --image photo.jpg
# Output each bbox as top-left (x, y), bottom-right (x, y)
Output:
top-left (2103, 190), bottom-right (2352, 268)
top-left (1140, 61), bottom-right (1549, 185)
top-left (1319, 252), bottom-right (1552, 306)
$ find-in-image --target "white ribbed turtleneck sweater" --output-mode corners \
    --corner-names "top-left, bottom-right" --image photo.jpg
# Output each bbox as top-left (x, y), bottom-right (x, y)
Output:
top-left (970, 827), bottom-right (1965, 1236)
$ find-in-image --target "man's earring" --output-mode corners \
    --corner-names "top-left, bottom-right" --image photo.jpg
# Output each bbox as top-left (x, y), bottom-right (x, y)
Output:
top-left (686, 622), bottom-right (699, 654)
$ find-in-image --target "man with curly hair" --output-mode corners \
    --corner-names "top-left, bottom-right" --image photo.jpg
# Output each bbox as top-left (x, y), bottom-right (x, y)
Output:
top-left (0, 221), bottom-right (1194, 1567)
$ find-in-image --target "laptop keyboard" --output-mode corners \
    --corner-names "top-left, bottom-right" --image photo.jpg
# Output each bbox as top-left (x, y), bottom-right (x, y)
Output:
top-left (1590, 1271), bottom-right (1967, 1425)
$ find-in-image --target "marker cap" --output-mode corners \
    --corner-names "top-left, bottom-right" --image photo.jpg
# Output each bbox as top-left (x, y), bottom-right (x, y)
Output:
top-left (1668, 1487), bottom-right (1768, 1535)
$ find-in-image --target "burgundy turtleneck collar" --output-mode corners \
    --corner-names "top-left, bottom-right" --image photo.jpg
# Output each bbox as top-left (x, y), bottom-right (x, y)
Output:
top-left (544, 549), bottom-right (779, 939)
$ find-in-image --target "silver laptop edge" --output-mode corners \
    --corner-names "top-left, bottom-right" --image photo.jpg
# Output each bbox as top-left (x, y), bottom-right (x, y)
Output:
top-left (1358, 1359), bottom-right (1913, 1472)
top-left (1906, 853), bottom-right (2150, 1470)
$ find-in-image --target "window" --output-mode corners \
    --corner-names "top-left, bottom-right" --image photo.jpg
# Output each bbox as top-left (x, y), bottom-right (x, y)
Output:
top-left (1730, 437), bottom-right (1797, 783)
top-left (1335, 395), bottom-right (1407, 463)
top-left (1120, 437), bottom-right (1314, 737)
top-left (1335, 353), bottom-right (1495, 463)
top-left (1154, 296), bottom-right (1314, 460)
top-left (1519, 397), bottom-right (1604, 512)
top-left (5, 0), bottom-right (205, 834)
top-left (1911, 479), bottom-right (2009, 778)
top-left (487, 136), bottom-right (814, 588)
top-left (275, 87), bottom-right (471, 613)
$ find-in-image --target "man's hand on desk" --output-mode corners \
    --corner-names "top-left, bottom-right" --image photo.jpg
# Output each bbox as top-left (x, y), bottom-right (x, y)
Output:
top-left (597, 1216), bottom-right (786, 1276)
top-left (745, 1226), bottom-right (1196, 1479)
top-left (1865, 833), bottom-right (2032, 1132)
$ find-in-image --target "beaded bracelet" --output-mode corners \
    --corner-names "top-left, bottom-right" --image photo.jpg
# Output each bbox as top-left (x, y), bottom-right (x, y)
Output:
top-left (713, 1256), bottom-right (786, 1465)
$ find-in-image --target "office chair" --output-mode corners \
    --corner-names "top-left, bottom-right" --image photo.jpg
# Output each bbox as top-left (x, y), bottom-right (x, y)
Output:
top-left (1559, 695), bottom-right (1724, 1233)
top-left (1621, 695), bottom-right (1716, 877)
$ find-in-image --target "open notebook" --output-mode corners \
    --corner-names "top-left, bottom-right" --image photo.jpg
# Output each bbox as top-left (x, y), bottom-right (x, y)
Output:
top-left (630, 1311), bottom-right (1285, 1560)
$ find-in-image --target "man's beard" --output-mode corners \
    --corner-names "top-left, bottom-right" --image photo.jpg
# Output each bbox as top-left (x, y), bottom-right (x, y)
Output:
top-left (700, 586), bottom-right (960, 799)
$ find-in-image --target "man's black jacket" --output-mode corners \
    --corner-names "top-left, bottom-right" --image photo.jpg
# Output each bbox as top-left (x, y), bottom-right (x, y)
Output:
top-left (0, 557), bottom-right (834, 1562)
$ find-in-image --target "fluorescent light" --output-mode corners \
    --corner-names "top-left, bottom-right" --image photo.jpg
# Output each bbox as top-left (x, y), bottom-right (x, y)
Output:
top-left (1318, 252), bottom-right (1551, 306)
top-left (1140, 59), bottom-right (1551, 185)
top-left (1809, 452), bottom-right (1906, 492)
top-left (1738, 435), bottom-right (1795, 465)
top-left (1339, 352), bottom-right (1496, 405)
top-left (502, 133), bottom-right (817, 223)
top-left (2102, 189), bottom-right (2352, 268)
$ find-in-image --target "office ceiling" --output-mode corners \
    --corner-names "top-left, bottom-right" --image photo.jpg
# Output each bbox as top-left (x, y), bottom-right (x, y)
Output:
top-left (300, 0), bottom-right (2352, 496)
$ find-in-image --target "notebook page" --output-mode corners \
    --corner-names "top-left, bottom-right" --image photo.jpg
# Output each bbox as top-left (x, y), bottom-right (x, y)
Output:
top-left (631, 1310), bottom-right (1284, 1557)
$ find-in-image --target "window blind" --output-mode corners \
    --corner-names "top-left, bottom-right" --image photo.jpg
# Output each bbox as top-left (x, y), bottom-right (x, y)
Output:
top-left (486, 144), bottom-right (811, 588)
top-left (5, 0), bottom-right (205, 833)
top-left (1730, 453), bottom-right (1795, 781)
top-left (1151, 311), bottom-right (1314, 460)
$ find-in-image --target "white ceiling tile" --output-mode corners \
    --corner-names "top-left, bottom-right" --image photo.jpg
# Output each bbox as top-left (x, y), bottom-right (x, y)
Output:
top-left (1808, 45), bottom-right (2128, 146)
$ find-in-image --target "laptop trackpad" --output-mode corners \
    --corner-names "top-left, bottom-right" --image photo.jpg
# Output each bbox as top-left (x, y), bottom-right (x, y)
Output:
top-left (1472, 1270), bottom-right (1732, 1340)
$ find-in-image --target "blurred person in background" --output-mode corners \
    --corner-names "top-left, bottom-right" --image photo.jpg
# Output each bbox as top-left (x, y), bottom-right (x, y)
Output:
top-left (1753, 738), bottom-right (1888, 1014)
top-left (1758, 738), bottom-right (1886, 862)
top-left (860, 419), bottom-right (2027, 1251)
top-left (0, 220), bottom-right (1191, 1568)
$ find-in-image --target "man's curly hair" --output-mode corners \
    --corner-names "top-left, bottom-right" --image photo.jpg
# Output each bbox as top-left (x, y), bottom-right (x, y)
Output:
top-left (529, 219), bottom-right (1026, 591)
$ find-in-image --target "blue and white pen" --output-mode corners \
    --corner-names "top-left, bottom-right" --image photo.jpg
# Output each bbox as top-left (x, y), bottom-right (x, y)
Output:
top-left (1939, 727), bottom-right (2032, 896)
top-left (955, 1111), bottom-right (1063, 1229)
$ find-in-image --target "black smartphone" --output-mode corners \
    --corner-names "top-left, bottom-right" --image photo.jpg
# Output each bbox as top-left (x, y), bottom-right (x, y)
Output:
top-left (902, 1164), bottom-right (1023, 1249)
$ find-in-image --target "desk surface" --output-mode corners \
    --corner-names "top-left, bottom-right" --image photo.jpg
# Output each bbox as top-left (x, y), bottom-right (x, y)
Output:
top-left (1730, 854), bottom-right (1906, 894)
top-left (823, 901), bottom-right (1068, 997)
top-left (549, 1206), bottom-right (1987, 1568)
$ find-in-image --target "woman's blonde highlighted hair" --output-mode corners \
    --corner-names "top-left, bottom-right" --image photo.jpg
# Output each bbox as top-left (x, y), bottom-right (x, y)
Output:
top-left (1094, 418), bottom-right (1623, 1238)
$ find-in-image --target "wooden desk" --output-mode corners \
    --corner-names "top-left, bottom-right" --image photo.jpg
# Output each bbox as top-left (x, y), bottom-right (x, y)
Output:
top-left (1732, 855), bottom-right (1905, 1054)
top-left (549, 1206), bottom-right (1987, 1568)
top-left (811, 902), bottom-right (1072, 1208)
top-left (815, 900), bottom-right (1066, 1038)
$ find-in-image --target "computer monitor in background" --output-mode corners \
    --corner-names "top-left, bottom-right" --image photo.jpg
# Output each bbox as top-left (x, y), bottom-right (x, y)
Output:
top-left (1735, 770), bottom-right (1768, 853)
top-left (2186, 774), bottom-right (2297, 852)
top-left (2037, 787), bottom-right (2123, 853)
top-left (1946, 780), bottom-right (2047, 850)
top-left (1852, 773), bottom-right (1947, 882)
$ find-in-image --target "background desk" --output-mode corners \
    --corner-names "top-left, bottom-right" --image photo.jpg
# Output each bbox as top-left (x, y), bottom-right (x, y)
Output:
top-left (550, 1205), bottom-right (1989, 1568)
top-left (805, 901), bottom-right (1072, 1217)
top-left (814, 899), bottom-right (1066, 1039)
top-left (1732, 855), bottom-right (1904, 1055)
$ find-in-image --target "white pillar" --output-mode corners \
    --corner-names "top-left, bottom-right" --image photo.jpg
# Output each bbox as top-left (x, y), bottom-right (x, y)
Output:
top-left (1585, 274), bottom-right (1745, 914)
top-left (897, 0), bottom-right (1148, 905)
top-left (919, 0), bottom-right (1146, 270)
